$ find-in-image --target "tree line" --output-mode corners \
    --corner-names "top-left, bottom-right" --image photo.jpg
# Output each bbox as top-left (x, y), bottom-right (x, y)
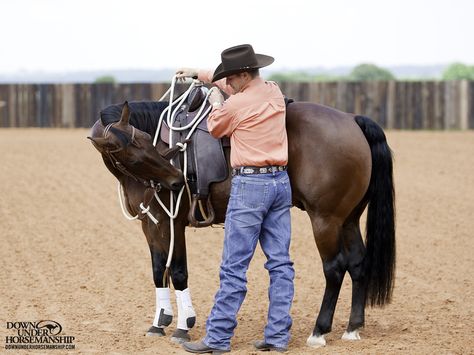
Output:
top-left (93, 63), bottom-right (474, 83)
top-left (267, 63), bottom-right (474, 82)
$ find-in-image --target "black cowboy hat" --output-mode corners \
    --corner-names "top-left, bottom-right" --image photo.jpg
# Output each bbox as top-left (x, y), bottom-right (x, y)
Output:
top-left (211, 44), bottom-right (274, 82)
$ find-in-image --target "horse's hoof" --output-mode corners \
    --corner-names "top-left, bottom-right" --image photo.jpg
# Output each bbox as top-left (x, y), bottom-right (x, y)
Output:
top-left (146, 326), bottom-right (166, 337)
top-left (342, 330), bottom-right (361, 340)
top-left (170, 328), bottom-right (191, 344)
top-left (307, 334), bottom-right (326, 348)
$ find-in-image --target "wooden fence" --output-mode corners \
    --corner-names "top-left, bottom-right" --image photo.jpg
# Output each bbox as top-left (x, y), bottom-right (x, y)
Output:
top-left (0, 81), bottom-right (473, 129)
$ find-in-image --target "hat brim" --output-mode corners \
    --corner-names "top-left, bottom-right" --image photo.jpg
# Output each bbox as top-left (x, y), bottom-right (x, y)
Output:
top-left (211, 54), bottom-right (274, 82)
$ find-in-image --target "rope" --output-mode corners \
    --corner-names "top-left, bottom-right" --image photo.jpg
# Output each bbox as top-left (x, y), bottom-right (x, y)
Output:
top-left (151, 76), bottom-right (212, 270)
top-left (115, 76), bottom-right (213, 282)
top-left (117, 182), bottom-right (139, 220)
top-left (139, 203), bottom-right (159, 225)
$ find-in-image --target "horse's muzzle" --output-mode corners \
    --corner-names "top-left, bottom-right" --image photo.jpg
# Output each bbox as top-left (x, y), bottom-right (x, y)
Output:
top-left (170, 180), bottom-right (184, 191)
top-left (168, 173), bottom-right (185, 191)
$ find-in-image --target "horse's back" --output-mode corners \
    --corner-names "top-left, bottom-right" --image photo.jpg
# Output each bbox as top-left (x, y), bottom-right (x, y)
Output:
top-left (286, 102), bottom-right (371, 220)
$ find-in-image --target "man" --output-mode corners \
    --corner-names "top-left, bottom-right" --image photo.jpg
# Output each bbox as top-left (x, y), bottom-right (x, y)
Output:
top-left (176, 44), bottom-right (294, 354)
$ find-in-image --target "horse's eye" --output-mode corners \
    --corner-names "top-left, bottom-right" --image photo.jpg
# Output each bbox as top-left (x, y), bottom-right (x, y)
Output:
top-left (127, 159), bottom-right (140, 166)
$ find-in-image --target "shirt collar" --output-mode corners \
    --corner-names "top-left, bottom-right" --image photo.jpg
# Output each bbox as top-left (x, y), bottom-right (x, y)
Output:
top-left (239, 76), bottom-right (264, 93)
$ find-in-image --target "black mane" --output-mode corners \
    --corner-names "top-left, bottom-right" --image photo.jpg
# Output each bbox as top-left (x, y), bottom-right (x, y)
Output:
top-left (100, 101), bottom-right (170, 136)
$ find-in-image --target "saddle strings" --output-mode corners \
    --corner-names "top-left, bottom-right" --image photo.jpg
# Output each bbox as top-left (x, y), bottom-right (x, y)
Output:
top-left (115, 77), bottom-right (213, 286)
top-left (138, 76), bottom-right (211, 286)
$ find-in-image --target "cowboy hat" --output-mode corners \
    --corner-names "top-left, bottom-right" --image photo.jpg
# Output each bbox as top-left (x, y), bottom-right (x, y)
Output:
top-left (211, 44), bottom-right (274, 82)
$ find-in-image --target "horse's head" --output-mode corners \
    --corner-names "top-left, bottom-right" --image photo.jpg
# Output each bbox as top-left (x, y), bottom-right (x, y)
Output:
top-left (88, 102), bottom-right (184, 191)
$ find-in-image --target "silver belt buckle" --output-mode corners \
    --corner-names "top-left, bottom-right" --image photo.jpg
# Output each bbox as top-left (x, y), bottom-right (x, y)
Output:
top-left (259, 167), bottom-right (267, 174)
top-left (243, 168), bottom-right (254, 174)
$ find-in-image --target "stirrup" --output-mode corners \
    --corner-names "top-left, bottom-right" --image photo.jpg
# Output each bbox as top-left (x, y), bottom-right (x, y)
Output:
top-left (188, 194), bottom-right (215, 227)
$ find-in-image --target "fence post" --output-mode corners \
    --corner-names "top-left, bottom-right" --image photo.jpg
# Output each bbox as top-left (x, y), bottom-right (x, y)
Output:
top-left (460, 80), bottom-right (469, 130)
top-left (61, 84), bottom-right (75, 128)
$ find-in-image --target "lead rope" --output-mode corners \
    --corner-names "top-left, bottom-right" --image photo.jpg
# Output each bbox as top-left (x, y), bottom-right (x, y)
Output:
top-left (117, 182), bottom-right (138, 220)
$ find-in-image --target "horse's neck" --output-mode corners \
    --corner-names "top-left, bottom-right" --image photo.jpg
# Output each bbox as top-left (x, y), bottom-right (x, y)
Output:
top-left (129, 101), bottom-right (168, 137)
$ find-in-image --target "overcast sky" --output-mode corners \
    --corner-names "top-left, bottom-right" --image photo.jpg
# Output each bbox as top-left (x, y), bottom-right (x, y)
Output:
top-left (1, 0), bottom-right (473, 73)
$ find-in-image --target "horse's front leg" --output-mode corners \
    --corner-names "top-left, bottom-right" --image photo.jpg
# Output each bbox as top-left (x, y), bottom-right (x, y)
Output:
top-left (142, 217), bottom-right (174, 337)
top-left (169, 217), bottom-right (197, 344)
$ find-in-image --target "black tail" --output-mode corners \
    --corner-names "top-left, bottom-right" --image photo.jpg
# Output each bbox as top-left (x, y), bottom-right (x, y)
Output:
top-left (354, 115), bottom-right (396, 307)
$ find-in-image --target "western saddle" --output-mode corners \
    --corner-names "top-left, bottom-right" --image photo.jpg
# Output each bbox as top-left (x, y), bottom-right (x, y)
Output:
top-left (160, 83), bottom-right (229, 227)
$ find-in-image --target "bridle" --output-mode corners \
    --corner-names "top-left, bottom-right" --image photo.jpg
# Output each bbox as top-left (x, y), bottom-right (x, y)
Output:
top-left (100, 122), bottom-right (162, 192)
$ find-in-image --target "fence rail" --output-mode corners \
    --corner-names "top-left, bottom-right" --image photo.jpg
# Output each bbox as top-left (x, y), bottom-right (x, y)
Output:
top-left (0, 81), bottom-right (473, 129)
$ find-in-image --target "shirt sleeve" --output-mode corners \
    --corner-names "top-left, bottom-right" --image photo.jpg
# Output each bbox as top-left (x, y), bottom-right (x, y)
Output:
top-left (197, 69), bottom-right (234, 96)
top-left (207, 101), bottom-right (236, 138)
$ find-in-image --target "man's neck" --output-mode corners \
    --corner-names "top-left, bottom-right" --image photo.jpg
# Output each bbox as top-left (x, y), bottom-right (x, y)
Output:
top-left (237, 76), bottom-right (260, 94)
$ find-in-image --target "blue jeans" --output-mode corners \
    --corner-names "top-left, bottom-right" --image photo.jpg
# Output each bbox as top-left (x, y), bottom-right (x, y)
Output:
top-left (203, 171), bottom-right (294, 350)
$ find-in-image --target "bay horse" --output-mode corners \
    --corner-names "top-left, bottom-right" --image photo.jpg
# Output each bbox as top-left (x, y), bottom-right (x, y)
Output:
top-left (88, 94), bottom-right (395, 348)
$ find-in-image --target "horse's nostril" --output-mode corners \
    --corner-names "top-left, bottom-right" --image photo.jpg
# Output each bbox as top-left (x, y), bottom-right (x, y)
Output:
top-left (170, 180), bottom-right (183, 191)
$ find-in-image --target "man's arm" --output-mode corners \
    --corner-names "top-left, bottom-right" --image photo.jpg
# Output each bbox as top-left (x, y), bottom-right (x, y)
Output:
top-left (207, 101), bottom-right (235, 138)
top-left (176, 68), bottom-right (235, 138)
top-left (176, 68), bottom-right (234, 96)
top-left (196, 70), bottom-right (234, 96)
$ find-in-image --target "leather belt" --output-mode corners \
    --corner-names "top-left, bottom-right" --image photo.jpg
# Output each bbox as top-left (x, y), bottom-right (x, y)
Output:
top-left (232, 165), bottom-right (287, 176)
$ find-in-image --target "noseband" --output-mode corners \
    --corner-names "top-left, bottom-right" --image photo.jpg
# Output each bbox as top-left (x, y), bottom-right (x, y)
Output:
top-left (101, 123), bottom-right (161, 191)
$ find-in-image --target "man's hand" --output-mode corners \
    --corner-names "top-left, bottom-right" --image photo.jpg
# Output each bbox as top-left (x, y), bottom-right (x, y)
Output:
top-left (208, 87), bottom-right (224, 108)
top-left (176, 67), bottom-right (198, 80)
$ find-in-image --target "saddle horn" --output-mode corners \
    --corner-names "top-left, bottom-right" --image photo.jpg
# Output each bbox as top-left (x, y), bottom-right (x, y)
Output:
top-left (160, 139), bottom-right (192, 161)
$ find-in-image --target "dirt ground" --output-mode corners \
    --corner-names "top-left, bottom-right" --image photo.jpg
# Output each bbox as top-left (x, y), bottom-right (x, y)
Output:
top-left (1, 129), bottom-right (473, 355)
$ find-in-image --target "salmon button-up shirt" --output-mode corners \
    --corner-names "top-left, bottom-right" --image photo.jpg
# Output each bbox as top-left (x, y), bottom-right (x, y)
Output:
top-left (198, 70), bottom-right (288, 168)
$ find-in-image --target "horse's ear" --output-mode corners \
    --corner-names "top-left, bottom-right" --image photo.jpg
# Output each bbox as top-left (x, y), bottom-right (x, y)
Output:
top-left (87, 136), bottom-right (119, 152)
top-left (118, 101), bottom-right (130, 127)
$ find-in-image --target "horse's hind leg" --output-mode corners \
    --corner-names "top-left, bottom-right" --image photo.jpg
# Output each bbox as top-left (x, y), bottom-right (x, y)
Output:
top-left (341, 220), bottom-right (366, 340)
top-left (307, 215), bottom-right (346, 348)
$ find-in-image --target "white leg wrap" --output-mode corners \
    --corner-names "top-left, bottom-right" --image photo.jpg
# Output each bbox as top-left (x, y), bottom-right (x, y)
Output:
top-left (307, 334), bottom-right (326, 348)
top-left (175, 288), bottom-right (196, 330)
top-left (342, 329), bottom-right (361, 340)
top-left (153, 287), bottom-right (174, 328)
